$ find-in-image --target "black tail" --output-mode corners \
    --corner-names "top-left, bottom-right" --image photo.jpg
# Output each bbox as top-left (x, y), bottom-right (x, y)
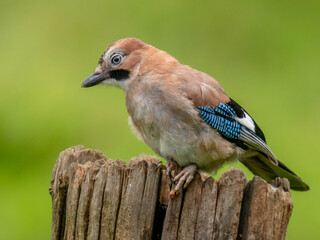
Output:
top-left (240, 153), bottom-right (309, 191)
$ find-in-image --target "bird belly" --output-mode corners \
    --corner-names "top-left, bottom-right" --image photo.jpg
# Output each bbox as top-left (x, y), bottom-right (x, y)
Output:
top-left (159, 126), bottom-right (240, 172)
top-left (129, 115), bottom-right (241, 173)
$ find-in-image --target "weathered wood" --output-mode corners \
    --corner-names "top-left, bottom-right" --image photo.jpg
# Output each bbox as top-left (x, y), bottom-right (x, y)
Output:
top-left (50, 146), bottom-right (294, 240)
top-left (161, 186), bottom-right (183, 240)
top-left (76, 161), bottom-right (102, 240)
top-left (115, 160), bottom-right (147, 239)
top-left (237, 176), bottom-right (293, 240)
top-left (213, 169), bottom-right (247, 240)
top-left (138, 158), bottom-right (161, 239)
top-left (50, 146), bottom-right (106, 240)
top-left (87, 162), bottom-right (109, 240)
top-left (177, 172), bottom-right (203, 240)
top-left (100, 160), bottom-right (125, 240)
top-left (195, 177), bottom-right (218, 240)
top-left (153, 168), bottom-right (171, 239)
top-left (64, 163), bottom-right (86, 240)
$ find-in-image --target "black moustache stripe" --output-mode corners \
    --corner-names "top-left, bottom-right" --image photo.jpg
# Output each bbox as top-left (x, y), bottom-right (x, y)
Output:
top-left (109, 70), bottom-right (130, 81)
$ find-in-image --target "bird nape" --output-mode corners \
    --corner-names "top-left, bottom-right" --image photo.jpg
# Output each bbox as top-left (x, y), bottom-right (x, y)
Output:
top-left (81, 38), bottom-right (309, 196)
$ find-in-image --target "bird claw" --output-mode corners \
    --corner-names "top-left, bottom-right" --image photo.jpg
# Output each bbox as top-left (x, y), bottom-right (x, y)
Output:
top-left (169, 189), bottom-right (176, 200)
top-left (170, 164), bottom-right (197, 198)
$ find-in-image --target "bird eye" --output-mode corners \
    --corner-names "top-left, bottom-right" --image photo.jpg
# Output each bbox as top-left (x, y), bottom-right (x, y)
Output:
top-left (111, 54), bottom-right (122, 65)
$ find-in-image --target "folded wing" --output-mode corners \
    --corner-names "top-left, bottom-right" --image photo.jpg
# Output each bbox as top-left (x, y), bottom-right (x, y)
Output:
top-left (198, 99), bottom-right (278, 165)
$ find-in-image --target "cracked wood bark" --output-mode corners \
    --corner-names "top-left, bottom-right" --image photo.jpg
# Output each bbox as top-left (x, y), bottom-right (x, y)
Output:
top-left (100, 160), bottom-right (126, 240)
top-left (86, 162), bottom-right (110, 240)
top-left (194, 177), bottom-right (218, 240)
top-left (213, 169), bottom-right (247, 240)
top-left (76, 161), bottom-right (102, 240)
top-left (237, 176), bottom-right (293, 240)
top-left (50, 146), bottom-right (294, 240)
top-left (177, 172), bottom-right (203, 240)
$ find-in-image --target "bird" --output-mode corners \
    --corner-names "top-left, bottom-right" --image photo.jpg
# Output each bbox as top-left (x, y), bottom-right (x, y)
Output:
top-left (81, 38), bottom-right (309, 195)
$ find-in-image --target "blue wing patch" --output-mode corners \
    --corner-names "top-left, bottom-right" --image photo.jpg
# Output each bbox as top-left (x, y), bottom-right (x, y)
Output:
top-left (198, 104), bottom-right (241, 139)
top-left (198, 102), bottom-right (277, 165)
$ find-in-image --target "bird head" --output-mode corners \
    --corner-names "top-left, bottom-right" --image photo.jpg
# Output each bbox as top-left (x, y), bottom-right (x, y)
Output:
top-left (81, 38), bottom-right (147, 91)
top-left (81, 38), bottom-right (178, 91)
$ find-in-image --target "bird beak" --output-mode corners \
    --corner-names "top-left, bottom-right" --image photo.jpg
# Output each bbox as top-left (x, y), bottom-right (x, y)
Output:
top-left (81, 69), bottom-right (110, 88)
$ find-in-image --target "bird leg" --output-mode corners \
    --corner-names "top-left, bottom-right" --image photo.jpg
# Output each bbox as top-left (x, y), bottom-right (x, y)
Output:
top-left (165, 158), bottom-right (180, 181)
top-left (169, 164), bottom-right (197, 199)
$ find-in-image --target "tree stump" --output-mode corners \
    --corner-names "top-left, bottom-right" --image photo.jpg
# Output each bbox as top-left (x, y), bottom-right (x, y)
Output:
top-left (50, 146), bottom-right (293, 240)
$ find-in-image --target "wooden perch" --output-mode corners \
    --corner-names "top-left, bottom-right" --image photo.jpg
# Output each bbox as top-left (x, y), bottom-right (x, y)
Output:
top-left (50, 146), bottom-right (293, 240)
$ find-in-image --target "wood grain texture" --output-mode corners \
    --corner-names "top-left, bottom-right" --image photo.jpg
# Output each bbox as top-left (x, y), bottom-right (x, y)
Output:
top-left (76, 161), bottom-right (102, 240)
top-left (87, 162), bottom-right (109, 240)
top-left (50, 146), bottom-right (294, 240)
top-left (100, 160), bottom-right (126, 240)
top-left (161, 186), bottom-right (183, 240)
top-left (213, 169), bottom-right (247, 240)
top-left (177, 172), bottom-right (203, 240)
top-left (237, 177), bottom-right (293, 240)
top-left (195, 177), bottom-right (218, 240)
top-left (139, 158), bottom-right (161, 239)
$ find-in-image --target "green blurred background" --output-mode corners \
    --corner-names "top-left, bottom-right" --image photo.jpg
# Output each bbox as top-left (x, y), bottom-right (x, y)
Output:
top-left (1, 0), bottom-right (319, 239)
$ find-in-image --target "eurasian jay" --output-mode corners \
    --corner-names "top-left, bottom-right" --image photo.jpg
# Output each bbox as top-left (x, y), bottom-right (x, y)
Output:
top-left (82, 38), bottom-right (309, 194)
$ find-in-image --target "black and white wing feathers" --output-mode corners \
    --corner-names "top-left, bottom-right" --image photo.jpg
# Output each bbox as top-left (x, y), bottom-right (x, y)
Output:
top-left (197, 98), bottom-right (309, 191)
top-left (198, 98), bottom-right (278, 165)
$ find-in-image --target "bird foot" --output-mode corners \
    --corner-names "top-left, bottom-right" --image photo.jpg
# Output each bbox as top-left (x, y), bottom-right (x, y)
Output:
top-left (169, 164), bottom-right (197, 199)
